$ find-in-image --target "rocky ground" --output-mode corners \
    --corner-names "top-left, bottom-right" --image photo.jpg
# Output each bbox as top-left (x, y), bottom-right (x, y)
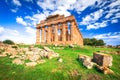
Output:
top-left (0, 42), bottom-right (59, 67)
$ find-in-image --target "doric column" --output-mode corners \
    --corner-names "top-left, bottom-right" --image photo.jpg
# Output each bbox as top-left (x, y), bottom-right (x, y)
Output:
top-left (36, 28), bottom-right (40, 44)
top-left (54, 24), bottom-right (58, 42)
top-left (41, 27), bottom-right (45, 43)
top-left (62, 22), bottom-right (66, 42)
top-left (71, 21), bottom-right (75, 41)
top-left (47, 25), bottom-right (51, 43)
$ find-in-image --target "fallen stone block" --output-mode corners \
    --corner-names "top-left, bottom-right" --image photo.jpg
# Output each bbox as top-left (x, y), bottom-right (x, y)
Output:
top-left (93, 52), bottom-right (112, 67)
top-left (83, 60), bottom-right (94, 69)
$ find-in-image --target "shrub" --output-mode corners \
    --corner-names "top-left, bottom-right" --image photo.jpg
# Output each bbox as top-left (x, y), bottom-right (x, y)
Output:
top-left (3, 39), bottom-right (14, 45)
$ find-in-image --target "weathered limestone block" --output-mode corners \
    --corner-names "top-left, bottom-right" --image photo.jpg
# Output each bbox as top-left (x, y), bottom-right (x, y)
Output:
top-left (78, 55), bottom-right (94, 69)
top-left (12, 58), bottom-right (24, 65)
top-left (26, 54), bottom-right (40, 61)
top-left (43, 46), bottom-right (53, 52)
top-left (78, 55), bottom-right (91, 62)
top-left (26, 62), bottom-right (37, 67)
top-left (28, 45), bottom-right (34, 51)
top-left (37, 60), bottom-right (46, 64)
top-left (93, 52), bottom-right (112, 67)
top-left (83, 60), bottom-right (94, 69)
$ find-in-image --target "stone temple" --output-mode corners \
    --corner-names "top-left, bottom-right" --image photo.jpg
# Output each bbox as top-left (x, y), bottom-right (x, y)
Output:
top-left (36, 14), bottom-right (83, 46)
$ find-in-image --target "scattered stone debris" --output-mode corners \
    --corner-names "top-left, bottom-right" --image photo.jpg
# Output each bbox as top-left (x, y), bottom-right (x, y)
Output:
top-left (78, 52), bottom-right (114, 74)
top-left (26, 62), bottom-right (37, 67)
top-left (78, 55), bottom-right (94, 69)
top-left (96, 65), bottom-right (114, 74)
top-left (12, 58), bottom-right (24, 65)
top-left (0, 42), bottom-right (59, 67)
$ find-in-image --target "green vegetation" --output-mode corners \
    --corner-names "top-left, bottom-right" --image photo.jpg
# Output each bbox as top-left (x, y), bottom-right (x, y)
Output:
top-left (3, 39), bottom-right (14, 45)
top-left (0, 45), bottom-right (120, 80)
top-left (84, 38), bottom-right (105, 46)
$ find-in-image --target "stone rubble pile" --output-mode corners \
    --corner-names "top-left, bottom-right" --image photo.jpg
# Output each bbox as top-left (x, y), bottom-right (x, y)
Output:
top-left (78, 52), bottom-right (113, 74)
top-left (78, 55), bottom-right (94, 69)
top-left (0, 43), bottom-right (59, 67)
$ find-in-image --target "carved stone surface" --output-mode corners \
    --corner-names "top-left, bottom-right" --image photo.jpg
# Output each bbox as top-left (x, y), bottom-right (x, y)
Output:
top-left (93, 52), bottom-right (112, 67)
top-left (36, 14), bottom-right (83, 46)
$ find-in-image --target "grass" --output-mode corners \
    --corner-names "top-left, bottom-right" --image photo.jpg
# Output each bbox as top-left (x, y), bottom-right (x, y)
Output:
top-left (0, 45), bottom-right (120, 80)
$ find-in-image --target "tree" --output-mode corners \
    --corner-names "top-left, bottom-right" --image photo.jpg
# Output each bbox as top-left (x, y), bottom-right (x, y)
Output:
top-left (83, 38), bottom-right (105, 46)
top-left (97, 39), bottom-right (105, 46)
top-left (3, 39), bottom-right (14, 45)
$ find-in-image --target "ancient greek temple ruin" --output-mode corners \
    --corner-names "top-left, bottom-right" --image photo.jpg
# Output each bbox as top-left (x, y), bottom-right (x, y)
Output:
top-left (36, 14), bottom-right (83, 46)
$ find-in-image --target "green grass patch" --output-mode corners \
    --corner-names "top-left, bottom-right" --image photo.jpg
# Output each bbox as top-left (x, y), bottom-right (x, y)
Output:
top-left (0, 45), bottom-right (120, 80)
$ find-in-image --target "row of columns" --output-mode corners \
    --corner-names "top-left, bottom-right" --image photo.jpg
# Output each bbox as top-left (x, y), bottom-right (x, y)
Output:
top-left (36, 21), bottom-right (75, 44)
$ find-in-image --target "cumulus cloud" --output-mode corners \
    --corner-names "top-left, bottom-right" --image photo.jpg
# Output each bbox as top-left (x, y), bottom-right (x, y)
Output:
top-left (111, 19), bottom-right (118, 23)
top-left (25, 27), bottom-right (35, 34)
top-left (0, 26), bottom-right (35, 44)
top-left (12, 0), bottom-right (21, 6)
top-left (80, 0), bottom-right (120, 30)
top-left (93, 32), bottom-right (120, 45)
top-left (0, 26), bottom-right (4, 34)
top-left (10, 8), bottom-right (18, 13)
top-left (16, 17), bottom-right (27, 26)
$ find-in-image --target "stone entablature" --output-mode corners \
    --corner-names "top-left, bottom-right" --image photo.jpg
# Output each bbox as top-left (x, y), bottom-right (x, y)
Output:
top-left (36, 14), bottom-right (83, 46)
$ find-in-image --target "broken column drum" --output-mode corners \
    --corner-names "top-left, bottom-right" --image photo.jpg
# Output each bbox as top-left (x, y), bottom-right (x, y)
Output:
top-left (36, 14), bottom-right (83, 46)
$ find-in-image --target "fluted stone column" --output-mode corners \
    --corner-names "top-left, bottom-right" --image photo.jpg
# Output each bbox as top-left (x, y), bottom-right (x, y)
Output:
top-left (47, 25), bottom-right (51, 43)
top-left (62, 22), bottom-right (66, 42)
top-left (71, 21), bottom-right (75, 41)
top-left (41, 27), bottom-right (45, 43)
top-left (54, 24), bottom-right (58, 42)
top-left (36, 28), bottom-right (40, 44)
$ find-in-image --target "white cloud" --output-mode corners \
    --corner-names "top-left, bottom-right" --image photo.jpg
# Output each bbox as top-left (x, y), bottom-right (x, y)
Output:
top-left (25, 27), bottom-right (35, 34)
top-left (12, 0), bottom-right (21, 6)
top-left (16, 17), bottom-right (27, 26)
top-left (86, 21), bottom-right (107, 30)
top-left (37, 0), bottom-right (55, 11)
top-left (0, 27), bottom-right (4, 34)
top-left (80, 0), bottom-right (120, 30)
top-left (70, 0), bottom-right (99, 12)
top-left (105, 13), bottom-right (113, 19)
top-left (10, 8), bottom-right (18, 13)
top-left (80, 9), bottom-right (103, 25)
top-left (25, 0), bottom-right (33, 3)
top-left (111, 19), bottom-right (118, 23)
top-left (108, 0), bottom-right (120, 9)
top-left (52, 10), bottom-right (71, 17)
top-left (93, 32), bottom-right (120, 45)
top-left (5, 29), bottom-right (19, 36)
top-left (0, 26), bottom-right (35, 44)
top-left (94, 32), bottom-right (120, 39)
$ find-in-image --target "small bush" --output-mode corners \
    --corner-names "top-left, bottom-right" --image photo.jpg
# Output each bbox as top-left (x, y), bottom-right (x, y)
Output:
top-left (3, 39), bottom-right (14, 45)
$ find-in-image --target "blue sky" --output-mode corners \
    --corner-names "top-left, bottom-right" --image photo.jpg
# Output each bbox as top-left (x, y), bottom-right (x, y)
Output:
top-left (0, 0), bottom-right (120, 45)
